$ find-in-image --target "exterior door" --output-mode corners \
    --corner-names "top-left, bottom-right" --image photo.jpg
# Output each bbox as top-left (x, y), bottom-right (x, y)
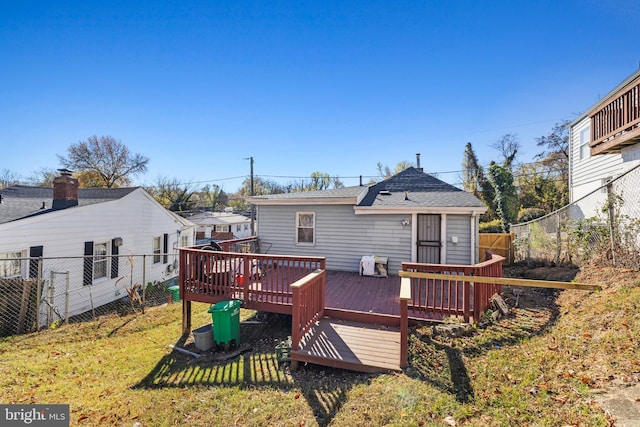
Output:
top-left (417, 214), bottom-right (441, 263)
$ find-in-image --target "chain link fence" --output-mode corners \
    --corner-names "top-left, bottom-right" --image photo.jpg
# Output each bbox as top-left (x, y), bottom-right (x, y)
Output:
top-left (511, 164), bottom-right (640, 270)
top-left (0, 254), bottom-right (180, 338)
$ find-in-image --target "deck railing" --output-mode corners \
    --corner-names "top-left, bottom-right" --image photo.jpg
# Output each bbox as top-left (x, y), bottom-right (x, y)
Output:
top-left (399, 278), bottom-right (411, 368)
top-left (401, 253), bottom-right (504, 323)
top-left (179, 245), bottom-right (325, 312)
top-left (591, 79), bottom-right (640, 154)
top-left (291, 269), bottom-right (326, 352)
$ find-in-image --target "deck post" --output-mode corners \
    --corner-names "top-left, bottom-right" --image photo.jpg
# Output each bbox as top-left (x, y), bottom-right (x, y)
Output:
top-left (243, 253), bottom-right (250, 301)
top-left (463, 267), bottom-right (471, 323)
top-left (181, 300), bottom-right (191, 336)
top-left (399, 278), bottom-right (411, 368)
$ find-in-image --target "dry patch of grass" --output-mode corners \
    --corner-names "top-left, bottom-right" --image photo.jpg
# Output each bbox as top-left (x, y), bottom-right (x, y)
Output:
top-left (1, 265), bottom-right (637, 426)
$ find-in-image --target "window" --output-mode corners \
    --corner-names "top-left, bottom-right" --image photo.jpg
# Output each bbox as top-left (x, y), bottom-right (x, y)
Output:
top-left (93, 242), bottom-right (108, 280)
top-left (236, 224), bottom-right (241, 232)
top-left (153, 236), bottom-right (161, 263)
top-left (244, 224), bottom-right (248, 231)
top-left (215, 225), bottom-right (230, 232)
top-left (296, 212), bottom-right (315, 245)
top-left (579, 126), bottom-right (591, 160)
top-left (0, 251), bottom-right (24, 278)
top-left (180, 235), bottom-right (189, 248)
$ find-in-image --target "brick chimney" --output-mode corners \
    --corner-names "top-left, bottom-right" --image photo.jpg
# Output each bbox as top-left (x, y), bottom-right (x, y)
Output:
top-left (52, 169), bottom-right (79, 210)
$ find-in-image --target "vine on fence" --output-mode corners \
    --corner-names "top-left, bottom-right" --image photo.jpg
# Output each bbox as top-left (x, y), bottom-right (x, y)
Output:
top-left (568, 192), bottom-right (640, 270)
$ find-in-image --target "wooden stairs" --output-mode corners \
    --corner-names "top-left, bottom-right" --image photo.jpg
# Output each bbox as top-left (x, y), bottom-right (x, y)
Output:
top-left (291, 318), bottom-right (403, 373)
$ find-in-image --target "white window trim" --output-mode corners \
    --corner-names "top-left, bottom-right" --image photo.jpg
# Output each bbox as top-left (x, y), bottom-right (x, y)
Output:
top-left (0, 250), bottom-right (26, 278)
top-left (93, 242), bottom-right (109, 281)
top-left (153, 236), bottom-right (162, 264)
top-left (579, 126), bottom-right (591, 161)
top-left (296, 211), bottom-right (316, 246)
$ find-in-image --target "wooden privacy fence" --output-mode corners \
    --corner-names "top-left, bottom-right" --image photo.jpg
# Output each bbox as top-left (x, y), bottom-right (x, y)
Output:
top-left (401, 253), bottom-right (505, 323)
top-left (479, 233), bottom-right (514, 264)
top-left (0, 278), bottom-right (38, 337)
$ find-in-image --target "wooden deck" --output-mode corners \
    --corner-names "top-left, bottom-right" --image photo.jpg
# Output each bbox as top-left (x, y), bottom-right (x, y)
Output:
top-left (179, 243), bottom-right (504, 373)
top-left (291, 319), bottom-right (402, 372)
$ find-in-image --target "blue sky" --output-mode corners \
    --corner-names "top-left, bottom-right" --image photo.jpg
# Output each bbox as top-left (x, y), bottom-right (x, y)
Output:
top-left (1, 0), bottom-right (639, 192)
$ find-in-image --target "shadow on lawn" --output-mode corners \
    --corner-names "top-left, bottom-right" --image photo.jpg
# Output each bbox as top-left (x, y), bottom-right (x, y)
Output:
top-left (132, 313), bottom-right (373, 427)
top-left (408, 285), bottom-right (561, 403)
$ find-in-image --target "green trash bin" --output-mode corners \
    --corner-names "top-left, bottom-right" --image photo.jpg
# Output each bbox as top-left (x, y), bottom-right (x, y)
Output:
top-left (168, 285), bottom-right (180, 302)
top-left (208, 300), bottom-right (241, 349)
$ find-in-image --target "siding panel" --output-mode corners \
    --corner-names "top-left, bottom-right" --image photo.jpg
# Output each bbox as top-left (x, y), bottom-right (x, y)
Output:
top-left (446, 215), bottom-right (472, 264)
top-left (257, 205), bottom-right (412, 273)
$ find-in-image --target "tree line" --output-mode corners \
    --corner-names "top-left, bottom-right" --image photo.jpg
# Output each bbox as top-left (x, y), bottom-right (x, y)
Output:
top-left (2, 122), bottom-right (570, 229)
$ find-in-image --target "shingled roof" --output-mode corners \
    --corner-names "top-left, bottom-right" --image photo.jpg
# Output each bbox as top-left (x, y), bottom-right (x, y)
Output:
top-left (358, 167), bottom-right (485, 208)
top-left (250, 167), bottom-right (486, 211)
top-left (0, 185), bottom-right (138, 224)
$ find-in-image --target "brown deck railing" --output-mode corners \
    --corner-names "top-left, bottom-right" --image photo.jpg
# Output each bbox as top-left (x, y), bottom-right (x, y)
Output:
top-left (401, 253), bottom-right (504, 323)
top-left (291, 269), bottom-right (325, 352)
top-left (179, 245), bottom-right (325, 313)
top-left (591, 79), bottom-right (640, 154)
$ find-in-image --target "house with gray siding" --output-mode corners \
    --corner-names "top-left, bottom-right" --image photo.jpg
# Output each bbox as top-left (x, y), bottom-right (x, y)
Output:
top-left (250, 167), bottom-right (487, 274)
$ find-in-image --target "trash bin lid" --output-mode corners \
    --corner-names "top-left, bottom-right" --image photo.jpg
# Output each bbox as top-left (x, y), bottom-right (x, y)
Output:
top-left (208, 299), bottom-right (241, 313)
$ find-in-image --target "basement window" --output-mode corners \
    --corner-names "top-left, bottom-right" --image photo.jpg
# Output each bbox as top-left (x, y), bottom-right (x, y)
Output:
top-left (0, 251), bottom-right (25, 278)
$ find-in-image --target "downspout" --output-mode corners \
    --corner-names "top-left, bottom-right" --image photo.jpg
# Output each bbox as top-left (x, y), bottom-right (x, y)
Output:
top-left (470, 214), bottom-right (477, 264)
top-left (440, 214), bottom-right (447, 264)
top-left (410, 213), bottom-right (417, 262)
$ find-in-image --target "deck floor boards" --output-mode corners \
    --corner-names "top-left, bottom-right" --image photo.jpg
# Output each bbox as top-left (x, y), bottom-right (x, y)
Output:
top-left (292, 318), bottom-right (402, 372)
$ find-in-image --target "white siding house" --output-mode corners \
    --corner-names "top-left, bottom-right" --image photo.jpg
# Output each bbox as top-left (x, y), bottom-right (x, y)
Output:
top-left (187, 211), bottom-right (252, 240)
top-left (0, 171), bottom-right (196, 324)
top-left (250, 167), bottom-right (486, 274)
top-left (569, 69), bottom-right (640, 218)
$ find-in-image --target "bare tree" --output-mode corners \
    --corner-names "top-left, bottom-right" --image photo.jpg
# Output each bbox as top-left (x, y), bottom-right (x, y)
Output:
top-left (0, 169), bottom-right (21, 188)
top-left (26, 167), bottom-right (58, 187)
top-left (145, 177), bottom-right (196, 212)
top-left (58, 135), bottom-right (149, 188)
top-left (491, 133), bottom-right (520, 170)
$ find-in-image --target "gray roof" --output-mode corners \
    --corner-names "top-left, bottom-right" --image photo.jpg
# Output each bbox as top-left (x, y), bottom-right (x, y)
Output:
top-left (250, 185), bottom-right (365, 201)
top-left (0, 185), bottom-right (138, 224)
top-left (358, 167), bottom-right (485, 208)
top-left (250, 167), bottom-right (485, 210)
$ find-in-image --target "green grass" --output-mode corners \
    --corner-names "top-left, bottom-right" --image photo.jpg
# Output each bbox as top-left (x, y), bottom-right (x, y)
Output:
top-left (1, 265), bottom-right (637, 426)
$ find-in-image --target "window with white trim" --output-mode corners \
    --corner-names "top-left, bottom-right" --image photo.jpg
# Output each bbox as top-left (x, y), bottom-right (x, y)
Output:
top-left (0, 251), bottom-right (25, 278)
top-left (153, 236), bottom-right (161, 264)
top-left (296, 212), bottom-right (315, 245)
top-left (93, 242), bottom-right (108, 280)
top-left (180, 235), bottom-right (189, 248)
top-left (579, 126), bottom-right (591, 160)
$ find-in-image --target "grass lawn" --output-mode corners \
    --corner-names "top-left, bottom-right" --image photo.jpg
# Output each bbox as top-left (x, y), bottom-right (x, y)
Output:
top-left (1, 265), bottom-right (638, 426)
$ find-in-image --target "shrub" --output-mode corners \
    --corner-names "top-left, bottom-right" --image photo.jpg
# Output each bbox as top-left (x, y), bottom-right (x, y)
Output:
top-left (517, 208), bottom-right (546, 223)
top-left (479, 219), bottom-right (504, 233)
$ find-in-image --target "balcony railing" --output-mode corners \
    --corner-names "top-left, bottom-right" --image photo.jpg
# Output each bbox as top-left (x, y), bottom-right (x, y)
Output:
top-left (590, 78), bottom-right (640, 155)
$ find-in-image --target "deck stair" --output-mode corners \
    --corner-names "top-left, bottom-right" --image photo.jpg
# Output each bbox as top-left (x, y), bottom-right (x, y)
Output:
top-left (291, 318), bottom-right (402, 373)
